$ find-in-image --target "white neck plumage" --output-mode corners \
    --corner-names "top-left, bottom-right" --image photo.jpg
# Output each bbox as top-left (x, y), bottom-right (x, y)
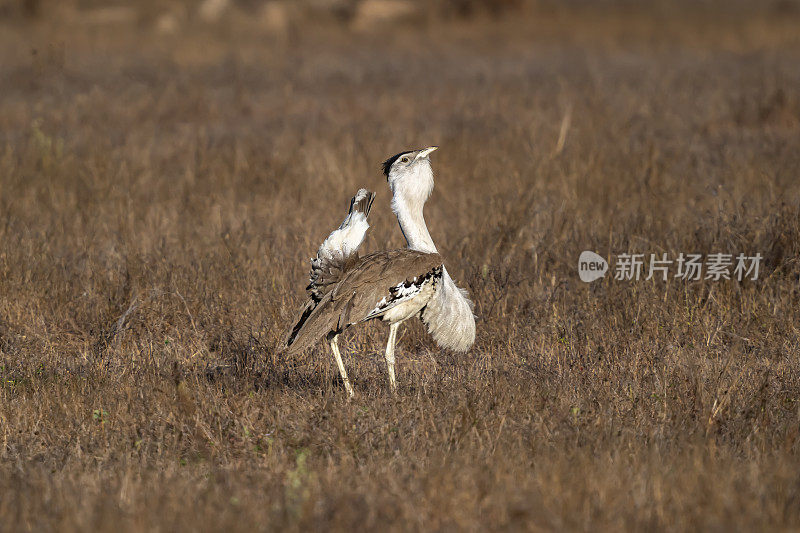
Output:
top-left (390, 160), bottom-right (438, 254)
top-left (391, 194), bottom-right (438, 254)
top-left (388, 156), bottom-right (476, 352)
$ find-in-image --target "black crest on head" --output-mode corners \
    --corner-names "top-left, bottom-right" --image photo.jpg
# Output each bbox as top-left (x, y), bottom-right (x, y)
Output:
top-left (382, 150), bottom-right (414, 178)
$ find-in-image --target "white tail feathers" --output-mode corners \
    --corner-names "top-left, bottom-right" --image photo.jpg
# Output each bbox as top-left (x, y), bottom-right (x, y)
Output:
top-left (317, 189), bottom-right (373, 261)
top-left (307, 189), bottom-right (375, 300)
top-left (421, 267), bottom-right (475, 352)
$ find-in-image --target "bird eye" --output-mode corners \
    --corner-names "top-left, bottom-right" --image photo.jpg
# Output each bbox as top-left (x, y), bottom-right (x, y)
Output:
top-left (400, 157), bottom-right (409, 163)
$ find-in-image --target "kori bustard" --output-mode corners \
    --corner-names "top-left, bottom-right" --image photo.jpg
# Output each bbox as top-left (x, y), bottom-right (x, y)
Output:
top-left (284, 147), bottom-right (475, 396)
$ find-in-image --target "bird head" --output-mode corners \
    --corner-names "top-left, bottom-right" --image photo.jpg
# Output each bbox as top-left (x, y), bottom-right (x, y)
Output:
top-left (382, 146), bottom-right (438, 204)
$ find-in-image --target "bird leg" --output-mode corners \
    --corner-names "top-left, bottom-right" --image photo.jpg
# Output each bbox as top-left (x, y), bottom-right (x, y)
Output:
top-left (385, 322), bottom-right (400, 393)
top-left (329, 334), bottom-right (354, 398)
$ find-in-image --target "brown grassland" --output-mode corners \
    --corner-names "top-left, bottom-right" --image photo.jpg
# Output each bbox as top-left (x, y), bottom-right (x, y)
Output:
top-left (1, 2), bottom-right (800, 531)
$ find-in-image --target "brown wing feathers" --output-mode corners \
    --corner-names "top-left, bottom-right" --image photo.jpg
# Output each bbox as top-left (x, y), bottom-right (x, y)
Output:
top-left (285, 250), bottom-right (443, 354)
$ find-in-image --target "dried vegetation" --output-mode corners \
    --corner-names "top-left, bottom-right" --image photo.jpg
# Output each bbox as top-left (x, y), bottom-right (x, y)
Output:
top-left (1, 2), bottom-right (800, 530)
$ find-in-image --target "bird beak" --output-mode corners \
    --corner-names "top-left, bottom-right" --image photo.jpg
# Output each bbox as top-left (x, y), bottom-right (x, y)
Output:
top-left (416, 146), bottom-right (438, 160)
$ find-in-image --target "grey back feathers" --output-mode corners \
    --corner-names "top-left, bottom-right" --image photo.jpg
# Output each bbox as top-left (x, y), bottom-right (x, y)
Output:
top-left (286, 249), bottom-right (443, 354)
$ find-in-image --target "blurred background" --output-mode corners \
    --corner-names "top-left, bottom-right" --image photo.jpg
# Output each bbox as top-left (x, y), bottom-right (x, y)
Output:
top-left (3, 0), bottom-right (800, 24)
top-left (1, 0), bottom-right (791, 24)
top-left (4, 0), bottom-right (800, 40)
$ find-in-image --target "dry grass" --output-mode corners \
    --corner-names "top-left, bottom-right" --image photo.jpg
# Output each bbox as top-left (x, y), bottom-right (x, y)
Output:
top-left (1, 5), bottom-right (800, 531)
